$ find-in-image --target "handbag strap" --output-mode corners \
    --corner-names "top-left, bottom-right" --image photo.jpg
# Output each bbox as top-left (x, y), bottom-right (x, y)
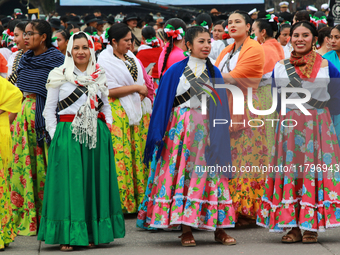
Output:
top-left (283, 59), bottom-right (328, 109)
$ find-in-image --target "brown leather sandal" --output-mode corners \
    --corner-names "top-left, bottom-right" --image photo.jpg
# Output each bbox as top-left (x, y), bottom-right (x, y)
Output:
top-left (214, 229), bottom-right (237, 245)
top-left (59, 244), bottom-right (74, 251)
top-left (281, 229), bottom-right (302, 243)
top-left (178, 232), bottom-right (196, 247)
top-left (302, 231), bottom-right (318, 243)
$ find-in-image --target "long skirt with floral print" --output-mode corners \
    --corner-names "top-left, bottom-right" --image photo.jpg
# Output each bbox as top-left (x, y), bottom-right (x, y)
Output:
top-left (10, 95), bottom-right (47, 236)
top-left (257, 84), bottom-right (278, 151)
top-left (228, 94), bottom-right (269, 220)
top-left (109, 98), bottom-right (150, 213)
top-left (0, 157), bottom-right (17, 248)
top-left (137, 107), bottom-right (236, 230)
top-left (257, 108), bottom-right (340, 232)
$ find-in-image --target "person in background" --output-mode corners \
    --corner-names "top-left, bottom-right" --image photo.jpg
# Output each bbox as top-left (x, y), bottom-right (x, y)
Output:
top-left (10, 20), bottom-right (64, 236)
top-left (136, 25), bottom-right (163, 93)
top-left (252, 17), bottom-right (284, 152)
top-left (275, 23), bottom-right (291, 49)
top-left (59, 15), bottom-right (69, 29)
top-left (209, 20), bottom-right (234, 62)
top-left (96, 17), bottom-right (106, 36)
top-left (123, 13), bottom-right (142, 50)
top-left (158, 18), bottom-right (187, 77)
top-left (321, 3), bottom-right (334, 27)
top-left (215, 10), bottom-right (268, 227)
top-left (84, 14), bottom-right (99, 29)
top-left (7, 21), bottom-right (28, 85)
top-left (38, 31), bottom-right (125, 251)
top-left (49, 18), bottom-right (61, 37)
top-left (97, 23), bottom-right (151, 214)
top-left (249, 8), bottom-right (258, 21)
top-left (324, 25), bottom-right (340, 70)
top-left (0, 78), bottom-right (22, 251)
top-left (94, 9), bottom-right (102, 18)
top-left (66, 23), bottom-right (80, 35)
top-left (54, 29), bottom-right (70, 55)
top-left (279, 1), bottom-right (290, 12)
top-left (317, 26), bottom-right (332, 56)
top-left (212, 20), bottom-right (224, 41)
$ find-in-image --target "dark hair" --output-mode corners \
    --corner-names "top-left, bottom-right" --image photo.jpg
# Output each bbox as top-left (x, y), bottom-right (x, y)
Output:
top-left (230, 10), bottom-right (253, 26)
top-left (14, 21), bottom-right (28, 32)
top-left (290, 21), bottom-right (318, 50)
top-left (185, 26), bottom-right (216, 85)
top-left (160, 18), bottom-right (186, 78)
top-left (294, 10), bottom-right (310, 22)
top-left (84, 26), bottom-right (97, 35)
top-left (56, 29), bottom-right (70, 40)
top-left (195, 13), bottom-right (213, 30)
top-left (255, 18), bottom-right (278, 38)
top-left (318, 26), bottom-right (332, 46)
top-left (222, 20), bottom-right (228, 29)
top-left (213, 20), bottom-right (224, 26)
top-left (28, 20), bottom-right (53, 48)
top-left (317, 23), bottom-right (327, 30)
top-left (142, 26), bottom-right (156, 40)
top-left (8, 20), bottom-right (21, 32)
top-left (60, 15), bottom-right (69, 23)
top-left (73, 31), bottom-right (87, 41)
top-left (66, 23), bottom-right (80, 32)
top-left (275, 23), bottom-right (291, 39)
top-left (333, 24), bottom-right (340, 34)
top-left (229, 10), bottom-right (253, 35)
top-left (108, 23), bottom-right (131, 45)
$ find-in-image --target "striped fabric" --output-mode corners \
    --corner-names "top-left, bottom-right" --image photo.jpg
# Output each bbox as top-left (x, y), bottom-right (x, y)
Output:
top-left (17, 47), bottom-right (64, 146)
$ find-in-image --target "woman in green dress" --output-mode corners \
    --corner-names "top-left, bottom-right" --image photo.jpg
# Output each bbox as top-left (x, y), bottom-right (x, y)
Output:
top-left (37, 32), bottom-right (125, 251)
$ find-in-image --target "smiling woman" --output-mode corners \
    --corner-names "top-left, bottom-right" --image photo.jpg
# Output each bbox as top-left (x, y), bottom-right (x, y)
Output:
top-left (257, 21), bottom-right (340, 244)
top-left (38, 32), bottom-right (125, 251)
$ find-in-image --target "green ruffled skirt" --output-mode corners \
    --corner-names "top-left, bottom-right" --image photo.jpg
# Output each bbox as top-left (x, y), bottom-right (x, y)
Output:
top-left (37, 120), bottom-right (125, 245)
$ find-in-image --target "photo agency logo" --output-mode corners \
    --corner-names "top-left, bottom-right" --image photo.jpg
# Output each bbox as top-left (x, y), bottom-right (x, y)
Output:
top-left (201, 85), bottom-right (313, 128)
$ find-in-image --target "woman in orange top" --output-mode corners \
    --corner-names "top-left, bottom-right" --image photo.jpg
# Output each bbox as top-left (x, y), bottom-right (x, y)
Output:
top-left (252, 17), bottom-right (284, 151)
top-left (215, 10), bottom-right (268, 226)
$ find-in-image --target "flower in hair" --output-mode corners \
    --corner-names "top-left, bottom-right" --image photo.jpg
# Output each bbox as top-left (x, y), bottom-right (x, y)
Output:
top-left (164, 24), bottom-right (185, 40)
top-left (51, 37), bottom-right (59, 49)
top-left (145, 37), bottom-right (160, 47)
top-left (200, 21), bottom-right (209, 29)
top-left (266, 14), bottom-right (279, 23)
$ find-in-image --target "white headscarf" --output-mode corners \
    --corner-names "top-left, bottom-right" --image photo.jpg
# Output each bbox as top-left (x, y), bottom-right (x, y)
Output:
top-left (46, 31), bottom-right (108, 149)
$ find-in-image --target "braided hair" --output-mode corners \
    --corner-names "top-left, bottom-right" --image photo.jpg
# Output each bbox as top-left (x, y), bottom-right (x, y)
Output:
top-left (55, 29), bottom-right (70, 41)
top-left (160, 18), bottom-right (186, 78)
top-left (28, 20), bottom-right (53, 48)
top-left (185, 26), bottom-right (216, 86)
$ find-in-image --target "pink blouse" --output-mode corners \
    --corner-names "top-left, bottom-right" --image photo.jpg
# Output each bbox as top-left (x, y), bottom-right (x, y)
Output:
top-left (158, 42), bottom-right (186, 77)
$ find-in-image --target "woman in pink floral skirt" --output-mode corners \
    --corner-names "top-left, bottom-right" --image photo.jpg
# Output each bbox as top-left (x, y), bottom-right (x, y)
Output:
top-left (257, 21), bottom-right (340, 243)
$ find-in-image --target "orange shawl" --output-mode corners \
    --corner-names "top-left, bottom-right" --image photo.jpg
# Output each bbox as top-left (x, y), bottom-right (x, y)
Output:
top-left (262, 39), bottom-right (285, 74)
top-left (215, 37), bottom-right (264, 131)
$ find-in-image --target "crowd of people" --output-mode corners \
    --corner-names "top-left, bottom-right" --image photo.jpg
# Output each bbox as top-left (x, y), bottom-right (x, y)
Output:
top-left (0, 1), bottom-right (340, 251)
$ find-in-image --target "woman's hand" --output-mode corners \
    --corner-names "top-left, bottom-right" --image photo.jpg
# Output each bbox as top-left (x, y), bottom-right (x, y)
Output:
top-left (138, 85), bottom-right (148, 96)
top-left (0, 110), bottom-right (4, 115)
top-left (140, 94), bottom-right (145, 102)
top-left (9, 113), bottom-right (17, 124)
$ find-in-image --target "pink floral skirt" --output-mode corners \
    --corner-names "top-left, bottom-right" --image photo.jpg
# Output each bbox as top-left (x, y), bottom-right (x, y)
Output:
top-left (138, 107), bottom-right (236, 230)
top-left (257, 108), bottom-right (340, 232)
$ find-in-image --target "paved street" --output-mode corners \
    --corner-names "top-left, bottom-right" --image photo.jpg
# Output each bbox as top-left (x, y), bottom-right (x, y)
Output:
top-left (5, 214), bottom-right (340, 255)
